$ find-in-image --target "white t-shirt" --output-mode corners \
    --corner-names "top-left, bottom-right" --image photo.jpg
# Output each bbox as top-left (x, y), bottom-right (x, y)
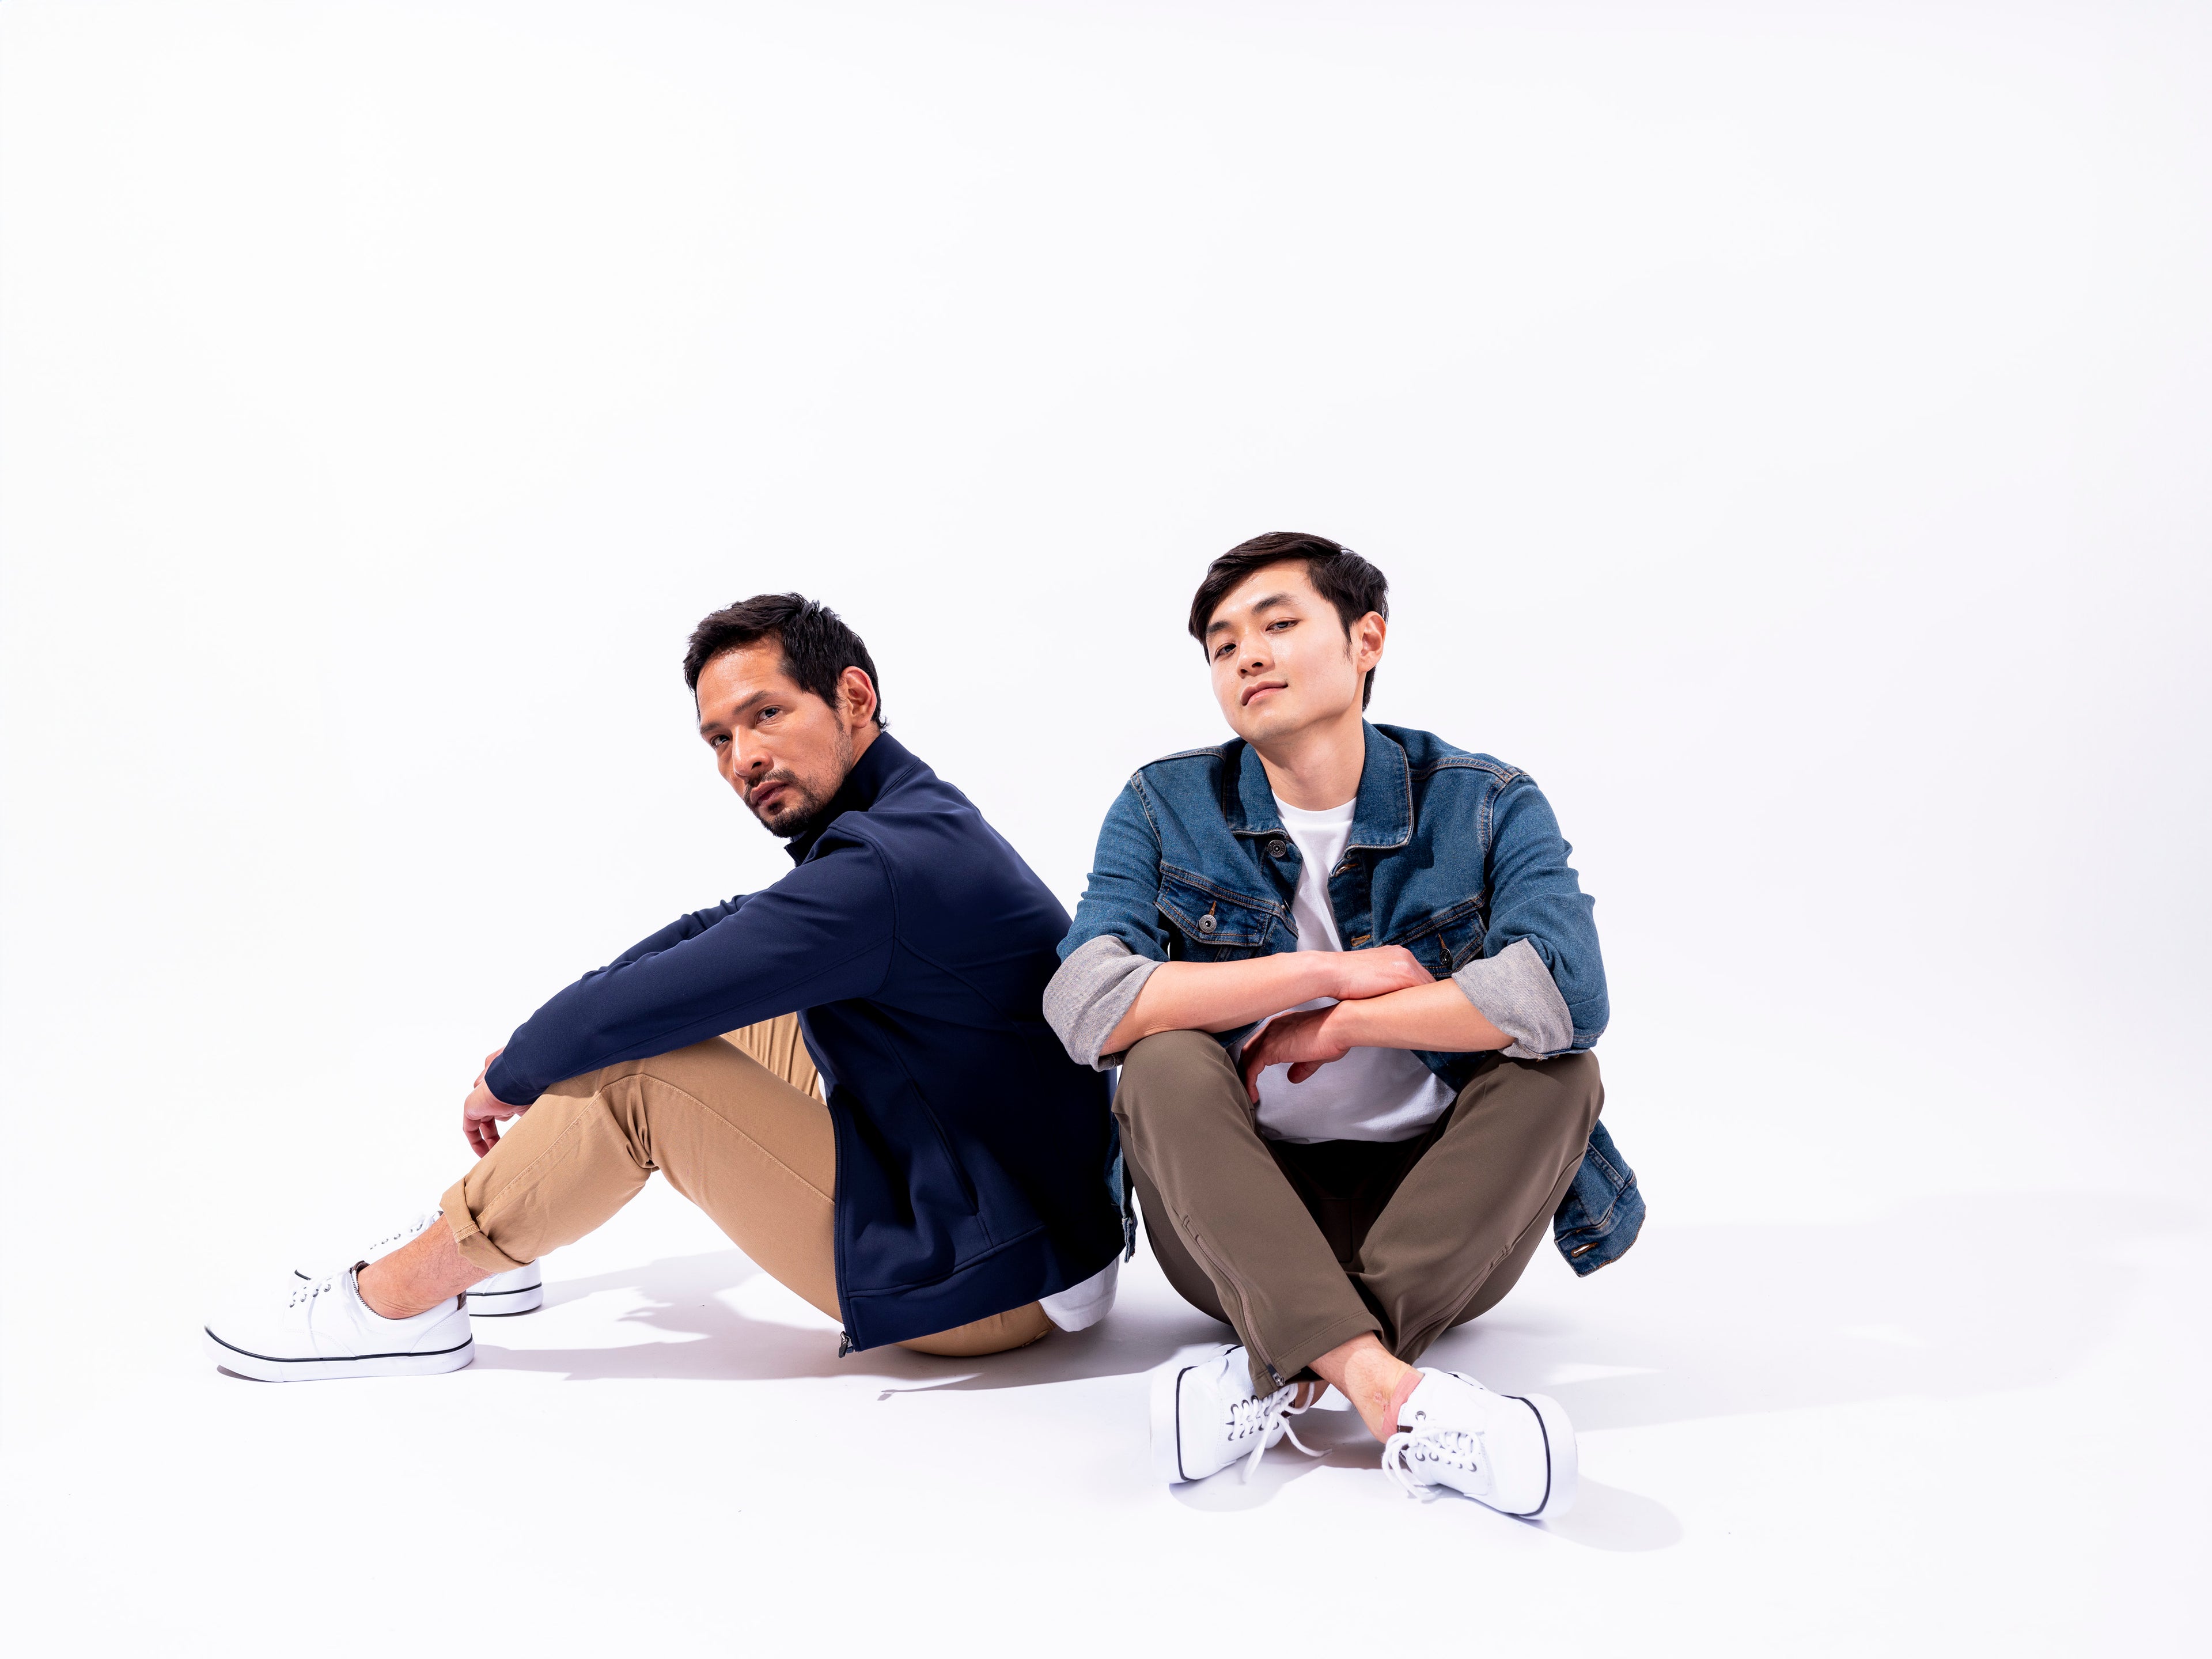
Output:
top-left (1249, 796), bottom-right (1459, 1144)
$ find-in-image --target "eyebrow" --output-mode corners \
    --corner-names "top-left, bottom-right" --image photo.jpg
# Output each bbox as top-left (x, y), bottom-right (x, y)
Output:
top-left (697, 688), bottom-right (779, 734)
top-left (1205, 592), bottom-right (1297, 638)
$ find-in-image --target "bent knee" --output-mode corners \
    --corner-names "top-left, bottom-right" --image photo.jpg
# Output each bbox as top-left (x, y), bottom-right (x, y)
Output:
top-left (1122, 1027), bottom-right (1222, 1076)
top-left (1508, 1048), bottom-right (1604, 1130)
top-left (1116, 1029), bottom-right (1236, 1120)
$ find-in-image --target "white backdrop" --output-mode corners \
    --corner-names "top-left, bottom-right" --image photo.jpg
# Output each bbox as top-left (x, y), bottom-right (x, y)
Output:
top-left (3, 2), bottom-right (2207, 1653)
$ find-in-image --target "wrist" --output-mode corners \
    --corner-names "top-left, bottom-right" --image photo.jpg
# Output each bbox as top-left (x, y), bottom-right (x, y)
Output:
top-left (1324, 998), bottom-right (1373, 1047)
top-left (1309, 954), bottom-right (1354, 1002)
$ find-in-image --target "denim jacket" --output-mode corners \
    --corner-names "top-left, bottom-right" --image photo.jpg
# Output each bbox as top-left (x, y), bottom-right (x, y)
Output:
top-left (1044, 722), bottom-right (1643, 1275)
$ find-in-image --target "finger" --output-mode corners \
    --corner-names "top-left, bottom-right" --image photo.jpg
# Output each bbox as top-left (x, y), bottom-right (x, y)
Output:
top-left (1241, 1048), bottom-right (1268, 1104)
top-left (1288, 1060), bottom-right (1319, 1084)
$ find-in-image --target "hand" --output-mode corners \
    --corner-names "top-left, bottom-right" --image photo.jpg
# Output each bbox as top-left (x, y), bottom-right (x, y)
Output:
top-left (1327, 945), bottom-right (1432, 1003)
top-left (1238, 1006), bottom-right (1354, 1104)
top-left (463, 1074), bottom-right (529, 1158)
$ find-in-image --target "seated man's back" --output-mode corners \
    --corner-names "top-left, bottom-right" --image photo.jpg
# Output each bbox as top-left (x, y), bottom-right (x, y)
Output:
top-left (206, 593), bottom-right (1122, 1381)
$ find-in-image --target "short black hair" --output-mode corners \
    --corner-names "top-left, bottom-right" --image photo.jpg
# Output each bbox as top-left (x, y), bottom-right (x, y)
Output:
top-left (1187, 532), bottom-right (1390, 709)
top-left (682, 592), bottom-right (885, 727)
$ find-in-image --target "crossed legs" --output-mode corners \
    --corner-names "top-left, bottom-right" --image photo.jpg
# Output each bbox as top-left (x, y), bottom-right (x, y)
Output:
top-left (1115, 1029), bottom-right (1603, 1438)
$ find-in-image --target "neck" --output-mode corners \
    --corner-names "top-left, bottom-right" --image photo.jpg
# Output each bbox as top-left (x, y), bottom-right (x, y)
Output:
top-left (1252, 704), bottom-right (1365, 810)
top-left (849, 721), bottom-right (880, 769)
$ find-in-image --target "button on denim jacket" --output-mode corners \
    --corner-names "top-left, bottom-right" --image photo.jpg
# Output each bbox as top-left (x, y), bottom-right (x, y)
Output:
top-left (1046, 721), bottom-right (1643, 1275)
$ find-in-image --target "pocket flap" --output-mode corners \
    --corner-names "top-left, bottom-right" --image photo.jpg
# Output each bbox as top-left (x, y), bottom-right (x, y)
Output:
top-left (1154, 868), bottom-right (1280, 948)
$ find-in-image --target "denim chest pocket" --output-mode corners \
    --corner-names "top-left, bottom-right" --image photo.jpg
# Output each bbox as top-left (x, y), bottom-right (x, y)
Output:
top-left (1384, 896), bottom-right (1487, 977)
top-left (1155, 869), bottom-right (1281, 963)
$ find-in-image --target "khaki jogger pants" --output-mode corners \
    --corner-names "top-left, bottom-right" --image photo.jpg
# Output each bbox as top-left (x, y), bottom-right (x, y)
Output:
top-left (437, 1014), bottom-right (1052, 1358)
top-left (1115, 1031), bottom-right (1603, 1393)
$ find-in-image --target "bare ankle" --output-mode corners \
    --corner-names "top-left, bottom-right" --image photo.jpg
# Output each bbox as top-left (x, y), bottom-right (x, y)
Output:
top-left (1310, 1333), bottom-right (1419, 1443)
top-left (1387, 1366), bottom-right (1423, 1421)
top-left (356, 1211), bottom-right (483, 1320)
top-left (354, 1260), bottom-right (414, 1320)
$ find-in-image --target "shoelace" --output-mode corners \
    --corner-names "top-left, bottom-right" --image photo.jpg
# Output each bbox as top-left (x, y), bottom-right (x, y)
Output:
top-left (1232, 1386), bottom-right (1325, 1481)
top-left (363, 1213), bottom-right (438, 1257)
top-left (1381, 1422), bottom-right (1491, 1502)
top-left (286, 1271), bottom-right (342, 1310)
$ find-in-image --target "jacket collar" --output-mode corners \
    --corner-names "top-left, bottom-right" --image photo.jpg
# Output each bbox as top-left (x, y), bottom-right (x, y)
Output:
top-left (783, 730), bottom-right (920, 864)
top-left (1226, 721), bottom-right (1412, 851)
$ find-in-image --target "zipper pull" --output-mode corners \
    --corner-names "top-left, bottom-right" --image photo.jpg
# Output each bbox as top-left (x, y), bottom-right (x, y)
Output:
top-left (838, 1331), bottom-right (855, 1358)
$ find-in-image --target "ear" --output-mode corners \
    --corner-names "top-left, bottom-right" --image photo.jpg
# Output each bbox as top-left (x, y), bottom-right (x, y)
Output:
top-left (837, 665), bottom-right (880, 728)
top-left (1352, 611), bottom-right (1387, 672)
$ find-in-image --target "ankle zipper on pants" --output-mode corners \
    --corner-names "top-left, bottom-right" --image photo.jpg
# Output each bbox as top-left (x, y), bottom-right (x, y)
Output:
top-left (1184, 1222), bottom-right (1284, 1388)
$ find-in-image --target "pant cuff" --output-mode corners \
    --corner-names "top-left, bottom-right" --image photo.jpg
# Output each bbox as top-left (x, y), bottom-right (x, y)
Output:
top-left (439, 1177), bottom-right (530, 1275)
top-left (1251, 1309), bottom-right (1383, 1395)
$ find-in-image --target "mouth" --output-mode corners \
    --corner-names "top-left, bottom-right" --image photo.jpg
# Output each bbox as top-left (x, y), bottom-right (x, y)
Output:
top-left (1241, 680), bottom-right (1287, 707)
top-left (749, 780), bottom-right (789, 815)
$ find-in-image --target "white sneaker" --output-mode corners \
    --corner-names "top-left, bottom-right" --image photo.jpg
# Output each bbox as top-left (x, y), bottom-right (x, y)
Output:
top-left (1382, 1369), bottom-right (1577, 1519)
top-left (1150, 1345), bottom-right (1323, 1484)
top-left (204, 1267), bottom-right (474, 1381)
top-left (297, 1210), bottom-right (543, 1316)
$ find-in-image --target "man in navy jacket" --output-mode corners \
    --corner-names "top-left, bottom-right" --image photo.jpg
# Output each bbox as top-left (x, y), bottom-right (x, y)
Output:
top-left (204, 594), bottom-right (1124, 1380)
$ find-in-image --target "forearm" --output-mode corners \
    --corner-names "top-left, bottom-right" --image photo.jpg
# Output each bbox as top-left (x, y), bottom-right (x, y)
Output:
top-left (604, 895), bottom-right (748, 971)
top-left (1103, 954), bottom-right (1340, 1052)
top-left (1325, 978), bottom-right (1509, 1054)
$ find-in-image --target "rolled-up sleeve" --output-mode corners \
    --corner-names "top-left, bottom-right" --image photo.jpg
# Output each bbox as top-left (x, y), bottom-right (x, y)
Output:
top-left (1046, 783), bottom-right (1172, 1069)
top-left (486, 839), bottom-right (894, 1103)
top-left (1045, 935), bottom-right (1161, 1070)
top-left (1452, 938), bottom-right (1575, 1059)
top-left (1451, 777), bottom-right (1608, 1056)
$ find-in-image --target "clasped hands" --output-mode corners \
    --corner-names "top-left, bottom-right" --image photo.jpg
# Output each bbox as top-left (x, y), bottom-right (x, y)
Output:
top-left (1236, 945), bottom-right (1433, 1104)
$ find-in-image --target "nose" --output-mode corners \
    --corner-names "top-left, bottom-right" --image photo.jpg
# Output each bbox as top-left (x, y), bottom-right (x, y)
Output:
top-left (730, 733), bottom-right (771, 783)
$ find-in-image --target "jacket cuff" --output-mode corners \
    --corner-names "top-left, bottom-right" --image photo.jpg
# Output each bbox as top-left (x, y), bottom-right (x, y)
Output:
top-left (1452, 937), bottom-right (1575, 1059)
top-left (1043, 935), bottom-right (1161, 1069)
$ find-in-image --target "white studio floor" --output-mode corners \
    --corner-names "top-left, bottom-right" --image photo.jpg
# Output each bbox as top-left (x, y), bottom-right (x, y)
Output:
top-left (2, 1060), bottom-right (2202, 1657)
top-left (6, 3), bottom-right (2211, 1653)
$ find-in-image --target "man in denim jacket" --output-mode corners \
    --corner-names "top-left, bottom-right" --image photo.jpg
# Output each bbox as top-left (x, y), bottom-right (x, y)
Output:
top-left (1045, 532), bottom-right (1642, 1516)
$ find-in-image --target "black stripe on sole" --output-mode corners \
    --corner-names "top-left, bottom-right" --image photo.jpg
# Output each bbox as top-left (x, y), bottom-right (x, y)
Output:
top-left (1175, 1366), bottom-right (1194, 1483)
top-left (1503, 1394), bottom-right (1552, 1517)
top-left (293, 1270), bottom-right (538, 1303)
top-left (204, 1327), bottom-right (474, 1365)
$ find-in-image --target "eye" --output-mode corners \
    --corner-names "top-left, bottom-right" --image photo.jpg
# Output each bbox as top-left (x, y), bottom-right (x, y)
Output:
top-left (1213, 641), bottom-right (1235, 660)
top-left (1267, 619), bottom-right (1296, 632)
top-left (759, 705), bottom-right (783, 721)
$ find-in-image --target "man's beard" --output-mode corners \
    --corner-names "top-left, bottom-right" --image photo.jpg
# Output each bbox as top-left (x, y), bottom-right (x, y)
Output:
top-left (763, 786), bottom-right (839, 844)
top-left (749, 729), bottom-right (855, 842)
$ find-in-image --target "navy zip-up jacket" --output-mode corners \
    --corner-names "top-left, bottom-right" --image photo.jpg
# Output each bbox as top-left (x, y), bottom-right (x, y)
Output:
top-left (484, 733), bottom-right (1124, 1350)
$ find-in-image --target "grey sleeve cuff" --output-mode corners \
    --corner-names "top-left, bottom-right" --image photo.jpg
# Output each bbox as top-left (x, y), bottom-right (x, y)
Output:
top-left (1452, 937), bottom-right (1575, 1059)
top-left (1043, 935), bottom-right (1162, 1070)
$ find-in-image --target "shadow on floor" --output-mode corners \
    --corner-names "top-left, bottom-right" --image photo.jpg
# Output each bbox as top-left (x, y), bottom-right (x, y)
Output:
top-left (467, 1249), bottom-right (1225, 1391)
top-left (469, 1190), bottom-right (2173, 1437)
top-left (1419, 1190), bottom-right (2173, 1435)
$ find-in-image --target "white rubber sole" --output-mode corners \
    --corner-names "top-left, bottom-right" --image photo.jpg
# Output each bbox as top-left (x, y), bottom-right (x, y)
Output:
top-left (1506, 1392), bottom-right (1578, 1520)
top-left (1150, 1360), bottom-right (1191, 1484)
top-left (203, 1327), bottom-right (475, 1382)
top-left (293, 1264), bottom-right (544, 1316)
top-left (460, 1278), bottom-right (544, 1316)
